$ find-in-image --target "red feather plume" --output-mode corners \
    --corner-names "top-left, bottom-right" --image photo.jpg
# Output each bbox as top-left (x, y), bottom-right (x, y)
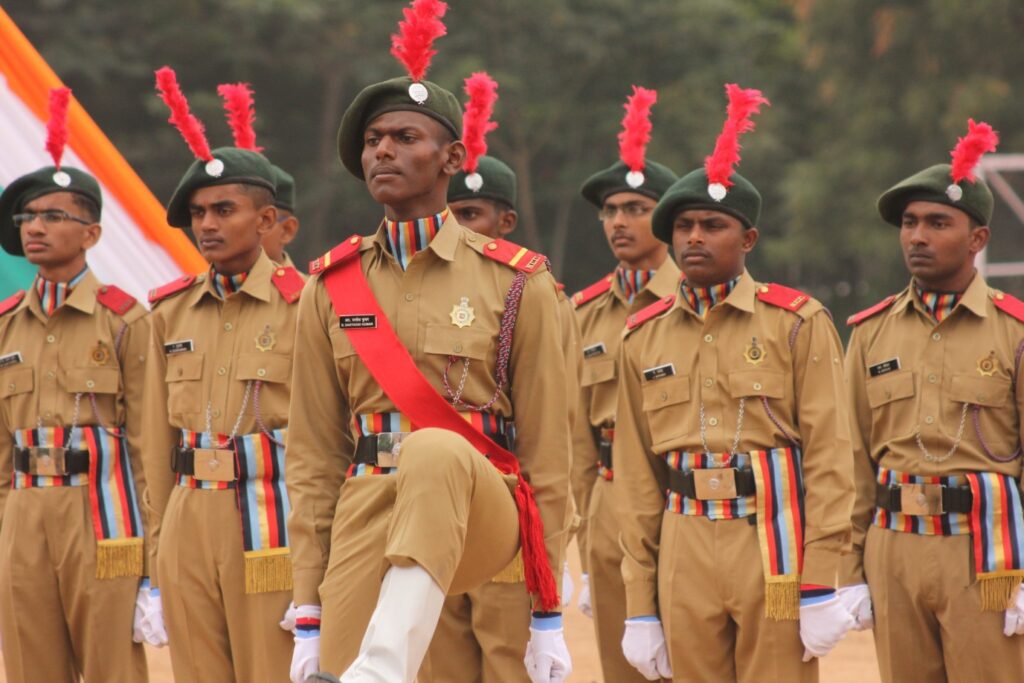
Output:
top-left (217, 82), bottom-right (262, 152)
top-left (155, 66), bottom-right (213, 162)
top-left (618, 86), bottom-right (657, 173)
top-left (45, 87), bottom-right (71, 170)
top-left (704, 84), bottom-right (770, 188)
top-left (390, 0), bottom-right (448, 82)
top-left (462, 72), bottom-right (499, 174)
top-left (950, 119), bottom-right (999, 185)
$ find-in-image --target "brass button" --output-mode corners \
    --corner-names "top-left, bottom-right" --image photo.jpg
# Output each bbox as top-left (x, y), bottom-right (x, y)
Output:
top-left (47, 370), bottom-right (55, 379)
top-left (349, 236), bottom-right (360, 245)
top-left (925, 415), bottom-right (935, 424)
top-left (759, 286), bottom-right (769, 293)
top-left (708, 417), bottom-right (719, 426)
top-left (932, 332), bottom-right (941, 341)
top-left (453, 343), bottom-right (464, 353)
top-left (659, 391), bottom-right (668, 401)
top-left (43, 411), bottom-right (51, 419)
top-left (6, 383), bottom-right (13, 391)
top-left (487, 243), bottom-right (498, 251)
top-left (753, 382), bottom-right (763, 391)
top-left (704, 378), bottom-right (713, 387)
top-left (217, 367), bottom-right (227, 376)
top-left (884, 389), bottom-right (892, 398)
top-left (257, 368), bottom-right (267, 378)
top-left (928, 374), bottom-right (937, 383)
top-left (224, 322), bottom-right (233, 331)
top-left (86, 380), bottom-right (95, 388)
top-left (977, 393), bottom-right (986, 401)
top-left (177, 368), bottom-right (183, 377)
top-left (404, 293), bottom-right (415, 302)
top-left (276, 268), bottom-right (285, 276)
top-left (467, 235), bottom-right (477, 243)
top-left (212, 408), bottom-right (222, 418)
top-left (704, 334), bottom-right (713, 343)
top-left (46, 334), bottom-right (55, 343)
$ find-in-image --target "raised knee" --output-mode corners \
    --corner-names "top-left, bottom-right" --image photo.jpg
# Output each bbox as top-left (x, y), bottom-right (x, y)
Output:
top-left (398, 428), bottom-right (473, 475)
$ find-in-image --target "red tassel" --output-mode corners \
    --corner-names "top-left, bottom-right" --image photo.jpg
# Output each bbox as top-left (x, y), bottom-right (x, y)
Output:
top-left (390, 0), bottom-right (448, 82)
top-left (45, 87), bottom-right (71, 170)
top-left (515, 475), bottom-right (560, 610)
top-left (461, 72), bottom-right (499, 174)
top-left (950, 119), bottom-right (999, 185)
top-left (155, 66), bottom-right (213, 162)
top-left (618, 86), bottom-right (657, 173)
top-left (704, 83), bottom-right (770, 188)
top-left (217, 82), bottom-right (262, 152)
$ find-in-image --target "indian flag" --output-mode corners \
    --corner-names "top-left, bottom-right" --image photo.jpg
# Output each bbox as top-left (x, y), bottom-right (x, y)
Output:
top-left (0, 7), bottom-right (204, 300)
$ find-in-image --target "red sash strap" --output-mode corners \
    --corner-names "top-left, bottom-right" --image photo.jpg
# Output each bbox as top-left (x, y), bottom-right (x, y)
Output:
top-left (322, 254), bottom-right (559, 610)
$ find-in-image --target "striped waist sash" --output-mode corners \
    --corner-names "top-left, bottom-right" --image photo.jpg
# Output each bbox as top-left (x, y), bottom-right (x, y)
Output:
top-left (13, 426), bottom-right (144, 579)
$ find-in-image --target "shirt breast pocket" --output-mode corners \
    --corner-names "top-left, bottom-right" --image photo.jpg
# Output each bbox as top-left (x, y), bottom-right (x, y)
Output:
top-left (641, 375), bottom-right (691, 451)
top-left (949, 373), bottom-right (1015, 456)
top-left (1, 365), bottom-right (34, 422)
top-left (423, 324), bottom-right (495, 405)
top-left (865, 370), bottom-right (916, 441)
top-left (236, 352), bottom-right (291, 421)
top-left (67, 366), bottom-right (122, 425)
top-left (165, 352), bottom-right (204, 418)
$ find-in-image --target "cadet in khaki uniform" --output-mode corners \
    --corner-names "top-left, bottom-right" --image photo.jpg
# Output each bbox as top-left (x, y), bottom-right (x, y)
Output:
top-left (570, 85), bottom-right (679, 683)
top-left (285, 19), bottom-right (572, 681)
top-left (0, 160), bottom-right (155, 680)
top-left (264, 164), bottom-right (302, 270)
top-left (842, 121), bottom-right (1024, 682)
top-left (615, 84), bottom-right (855, 682)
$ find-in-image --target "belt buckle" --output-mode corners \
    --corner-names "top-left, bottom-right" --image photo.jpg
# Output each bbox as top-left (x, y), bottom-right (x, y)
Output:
top-left (193, 448), bottom-right (236, 482)
top-left (376, 432), bottom-right (407, 468)
top-left (900, 483), bottom-right (943, 515)
top-left (693, 468), bottom-right (738, 500)
top-left (28, 446), bottom-right (68, 476)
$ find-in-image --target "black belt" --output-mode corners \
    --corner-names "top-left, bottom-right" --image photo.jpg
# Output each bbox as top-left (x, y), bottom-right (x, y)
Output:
top-left (13, 446), bottom-right (90, 475)
top-left (354, 432), bottom-right (511, 466)
top-left (172, 447), bottom-right (239, 478)
top-left (668, 467), bottom-right (758, 500)
top-left (875, 482), bottom-right (973, 515)
top-left (598, 439), bottom-right (613, 471)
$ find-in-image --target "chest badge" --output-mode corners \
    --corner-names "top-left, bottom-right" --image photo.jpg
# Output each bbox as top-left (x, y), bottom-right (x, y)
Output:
top-left (450, 297), bottom-right (475, 328)
top-left (255, 325), bottom-right (277, 352)
top-left (977, 351), bottom-right (999, 377)
top-left (744, 337), bottom-right (766, 366)
top-left (90, 341), bottom-right (110, 365)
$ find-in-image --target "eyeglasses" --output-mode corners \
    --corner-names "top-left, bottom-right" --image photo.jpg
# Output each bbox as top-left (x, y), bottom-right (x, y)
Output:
top-left (12, 209), bottom-right (92, 228)
top-left (597, 202), bottom-right (653, 221)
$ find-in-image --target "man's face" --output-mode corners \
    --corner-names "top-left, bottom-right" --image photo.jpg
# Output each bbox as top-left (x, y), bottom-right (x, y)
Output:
top-left (188, 184), bottom-right (275, 269)
top-left (361, 111), bottom-right (460, 207)
top-left (261, 210), bottom-right (299, 263)
top-left (899, 200), bottom-right (988, 286)
top-left (600, 191), bottom-right (661, 266)
top-left (672, 208), bottom-right (757, 287)
top-left (18, 191), bottom-right (100, 267)
top-left (450, 198), bottom-right (517, 240)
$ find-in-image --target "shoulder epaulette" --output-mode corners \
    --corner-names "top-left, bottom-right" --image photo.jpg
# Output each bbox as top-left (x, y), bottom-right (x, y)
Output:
top-left (992, 290), bottom-right (1024, 323)
top-left (271, 265), bottom-right (305, 304)
top-left (571, 274), bottom-right (614, 308)
top-left (148, 275), bottom-right (198, 305)
top-left (96, 285), bottom-right (137, 316)
top-left (556, 282), bottom-right (566, 292)
top-left (846, 294), bottom-right (898, 326)
top-left (480, 239), bottom-right (548, 274)
top-left (0, 290), bottom-right (25, 316)
top-left (756, 283), bottom-right (811, 312)
top-left (626, 295), bottom-right (676, 331)
top-left (309, 235), bottom-right (362, 276)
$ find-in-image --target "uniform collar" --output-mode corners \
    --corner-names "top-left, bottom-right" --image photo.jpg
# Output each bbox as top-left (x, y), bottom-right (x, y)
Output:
top-left (191, 249), bottom-right (274, 306)
top-left (611, 256), bottom-right (681, 304)
top-left (892, 271), bottom-right (988, 320)
top-left (371, 209), bottom-right (460, 265)
top-left (26, 267), bottom-right (98, 321)
top-left (678, 269), bottom-right (756, 316)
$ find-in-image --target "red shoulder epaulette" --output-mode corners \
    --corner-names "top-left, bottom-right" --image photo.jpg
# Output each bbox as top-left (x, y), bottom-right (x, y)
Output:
top-left (481, 239), bottom-right (547, 274)
top-left (846, 294), bottom-right (897, 326)
top-left (148, 275), bottom-right (198, 305)
top-left (626, 295), bottom-right (676, 330)
top-left (96, 285), bottom-right (137, 315)
top-left (309, 235), bottom-right (362, 276)
top-left (992, 291), bottom-right (1024, 323)
top-left (756, 283), bottom-right (811, 312)
top-left (556, 282), bottom-right (566, 292)
top-left (571, 274), bottom-right (614, 308)
top-left (0, 290), bottom-right (25, 316)
top-left (271, 266), bottom-right (305, 304)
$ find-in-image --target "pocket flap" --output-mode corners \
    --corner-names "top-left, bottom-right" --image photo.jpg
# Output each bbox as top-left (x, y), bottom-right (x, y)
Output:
top-left (0, 366), bottom-right (34, 398)
top-left (165, 352), bottom-right (204, 382)
top-left (948, 373), bottom-right (1009, 408)
top-left (66, 366), bottom-right (120, 394)
top-left (236, 352), bottom-right (292, 383)
top-left (423, 324), bottom-right (491, 361)
top-left (582, 358), bottom-right (616, 387)
top-left (727, 369), bottom-right (786, 399)
top-left (642, 375), bottom-right (691, 411)
top-left (866, 371), bottom-right (915, 409)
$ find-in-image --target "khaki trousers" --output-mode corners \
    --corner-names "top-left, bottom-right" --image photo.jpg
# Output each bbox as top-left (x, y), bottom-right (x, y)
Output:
top-left (864, 525), bottom-right (1024, 683)
top-left (157, 486), bottom-right (292, 683)
top-left (319, 428), bottom-right (520, 675)
top-left (659, 512), bottom-right (815, 683)
top-left (0, 486), bottom-right (147, 682)
top-left (419, 581), bottom-right (532, 683)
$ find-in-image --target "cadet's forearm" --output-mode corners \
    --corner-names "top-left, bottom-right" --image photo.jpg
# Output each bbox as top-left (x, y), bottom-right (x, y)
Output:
top-left (121, 316), bottom-right (151, 573)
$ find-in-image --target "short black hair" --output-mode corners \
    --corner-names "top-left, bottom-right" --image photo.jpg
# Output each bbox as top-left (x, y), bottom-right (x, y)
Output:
top-left (491, 198), bottom-right (515, 213)
top-left (238, 183), bottom-right (274, 210)
top-left (70, 193), bottom-right (101, 223)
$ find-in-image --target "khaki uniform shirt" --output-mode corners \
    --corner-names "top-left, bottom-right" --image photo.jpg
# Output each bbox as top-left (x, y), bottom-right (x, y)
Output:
top-left (286, 215), bottom-right (572, 606)
top-left (0, 270), bottom-right (149, 535)
top-left (615, 271), bottom-right (854, 616)
top-left (142, 251), bottom-right (299, 585)
top-left (841, 274), bottom-right (1024, 584)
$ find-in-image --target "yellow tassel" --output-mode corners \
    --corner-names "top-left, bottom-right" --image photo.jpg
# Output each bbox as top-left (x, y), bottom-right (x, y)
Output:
top-left (490, 550), bottom-right (525, 583)
top-left (980, 574), bottom-right (1022, 612)
top-left (96, 538), bottom-right (144, 579)
top-left (245, 548), bottom-right (294, 594)
top-left (763, 578), bottom-right (800, 621)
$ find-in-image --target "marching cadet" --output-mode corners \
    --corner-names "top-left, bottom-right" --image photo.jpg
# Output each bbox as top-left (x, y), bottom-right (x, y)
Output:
top-left (141, 69), bottom-right (302, 682)
top-left (285, 3), bottom-right (572, 682)
top-left (571, 85), bottom-right (679, 683)
top-left (842, 120), bottom-right (1024, 682)
top-left (615, 84), bottom-right (855, 682)
top-left (264, 164), bottom-right (302, 270)
top-left (0, 87), bottom-right (158, 682)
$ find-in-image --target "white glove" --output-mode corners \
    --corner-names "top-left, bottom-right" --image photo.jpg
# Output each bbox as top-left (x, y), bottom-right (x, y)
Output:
top-left (837, 584), bottom-right (874, 631)
top-left (290, 604), bottom-right (322, 683)
top-left (524, 617), bottom-right (572, 683)
top-left (800, 591), bottom-right (855, 661)
top-left (561, 562), bottom-right (574, 607)
top-left (132, 579), bottom-right (168, 647)
top-left (577, 573), bottom-right (593, 619)
top-left (1004, 583), bottom-right (1024, 637)
top-left (280, 601), bottom-right (298, 632)
top-left (621, 618), bottom-right (672, 680)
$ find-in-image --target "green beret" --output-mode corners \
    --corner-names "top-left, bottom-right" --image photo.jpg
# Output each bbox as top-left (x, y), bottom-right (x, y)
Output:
top-left (271, 165), bottom-right (296, 213)
top-left (166, 147), bottom-right (277, 228)
top-left (337, 77), bottom-right (463, 180)
top-left (877, 163), bottom-right (994, 227)
top-left (651, 168), bottom-right (762, 243)
top-left (448, 156), bottom-right (517, 207)
top-left (0, 166), bottom-right (102, 257)
top-left (580, 160), bottom-right (678, 207)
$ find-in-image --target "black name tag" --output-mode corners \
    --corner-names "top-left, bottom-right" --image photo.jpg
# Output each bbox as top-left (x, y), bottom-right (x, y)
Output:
top-left (164, 340), bottom-right (193, 355)
top-left (339, 315), bottom-right (377, 329)
top-left (583, 342), bottom-right (606, 359)
top-left (643, 363), bottom-right (676, 381)
top-left (0, 351), bottom-right (22, 369)
top-left (869, 357), bottom-right (900, 377)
